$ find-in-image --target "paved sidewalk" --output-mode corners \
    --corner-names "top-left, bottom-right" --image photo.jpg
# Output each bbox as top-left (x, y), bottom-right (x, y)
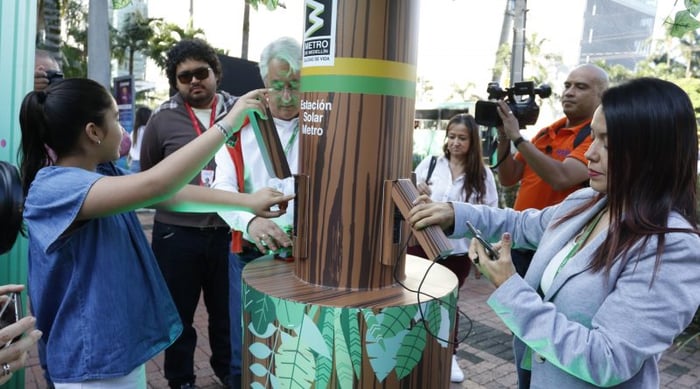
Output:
top-left (24, 210), bottom-right (700, 388)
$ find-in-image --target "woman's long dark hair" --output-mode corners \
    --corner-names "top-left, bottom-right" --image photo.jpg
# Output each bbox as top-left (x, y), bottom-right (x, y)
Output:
top-left (18, 78), bottom-right (114, 195)
top-left (0, 161), bottom-right (25, 254)
top-left (442, 114), bottom-right (488, 204)
top-left (131, 106), bottom-right (152, 144)
top-left (562, 77), bottom-right (699, 276)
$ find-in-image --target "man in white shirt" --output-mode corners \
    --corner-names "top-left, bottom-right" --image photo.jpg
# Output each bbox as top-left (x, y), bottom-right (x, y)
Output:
top-left (211, 36), bottom-right (301, 387)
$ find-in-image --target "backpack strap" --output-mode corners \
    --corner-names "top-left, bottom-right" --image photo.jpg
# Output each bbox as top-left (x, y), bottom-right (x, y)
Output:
top-left (425, 155), bottom-right (438, 183)
top-left (573, 123), bottom-right (591, 149)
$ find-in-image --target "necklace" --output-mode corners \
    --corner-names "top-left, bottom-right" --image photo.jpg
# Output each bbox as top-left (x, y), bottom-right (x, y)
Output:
top-left (556, 208), bottom-right (607, 276)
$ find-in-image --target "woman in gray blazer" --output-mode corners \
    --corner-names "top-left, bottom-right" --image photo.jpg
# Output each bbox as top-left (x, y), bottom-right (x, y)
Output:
top-left (409, 77), bottom-right (700, 388)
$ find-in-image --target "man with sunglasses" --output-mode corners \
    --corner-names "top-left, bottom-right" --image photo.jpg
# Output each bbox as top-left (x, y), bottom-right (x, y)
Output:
top-left (495, 64), bottom-right (609, 279)
top-left (211, 36), bottom-right (301, 388)
top-left (140, 39), bottom-right (235, 389)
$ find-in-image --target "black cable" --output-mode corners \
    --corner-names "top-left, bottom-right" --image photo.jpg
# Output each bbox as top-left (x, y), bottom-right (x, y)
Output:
top-left (393, 233), bottom-right (473, 346)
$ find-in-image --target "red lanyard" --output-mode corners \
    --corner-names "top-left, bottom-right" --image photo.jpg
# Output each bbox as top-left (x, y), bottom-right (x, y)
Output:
top-left (184, 95), bottom-right (218, 135)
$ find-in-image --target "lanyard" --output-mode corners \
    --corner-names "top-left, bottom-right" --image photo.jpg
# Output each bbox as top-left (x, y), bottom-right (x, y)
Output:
top-left (556, 208), bottom-right (607, 276)
top-left (284, 122), bottom-right (299, 157)
top-left (184, 95), bottom-right (218, 135)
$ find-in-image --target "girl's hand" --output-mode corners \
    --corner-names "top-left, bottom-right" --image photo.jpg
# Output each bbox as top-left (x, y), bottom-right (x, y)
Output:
top-left (469, 232), bottom-right (517, 287)
top-left (248, 187), bottom-right (295, 218)
top-left (221, 88), bottom-right (269, 133)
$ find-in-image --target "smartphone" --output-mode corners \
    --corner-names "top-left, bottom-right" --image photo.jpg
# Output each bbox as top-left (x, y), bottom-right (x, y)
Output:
top-left (466, 221), bottom-right (499, 260)
top-left (45, 69), bottom-right (64, 85)
top-left (0, 292), bottom-right (23, 348)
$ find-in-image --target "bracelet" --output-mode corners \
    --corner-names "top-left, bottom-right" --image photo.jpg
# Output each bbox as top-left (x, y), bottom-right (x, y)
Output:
top-left (513, 136), bottom-right (527, 149)
top-left (214, 122), bottom-right (232, 139)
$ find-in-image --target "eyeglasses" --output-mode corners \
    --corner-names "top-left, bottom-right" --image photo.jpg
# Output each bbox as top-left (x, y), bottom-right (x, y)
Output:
top-left (177, 67), bottom-right (212, 84)
top-left (270, 80), bottom-right (300, 94)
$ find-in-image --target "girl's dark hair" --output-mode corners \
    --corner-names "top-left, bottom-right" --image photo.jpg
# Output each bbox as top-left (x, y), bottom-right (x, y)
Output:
top-left (165, 39), bottom-right (222, 90)
top-left (442, 114), bottom-right (488, 204)
top-left (0, 161), bottom-right (25, 254)
top-left (18, 78), bottom-right (114, 195)
top-left (563, 77), bottom-right (699, 276)
top-left (132, 106), bottom-right (153, 144)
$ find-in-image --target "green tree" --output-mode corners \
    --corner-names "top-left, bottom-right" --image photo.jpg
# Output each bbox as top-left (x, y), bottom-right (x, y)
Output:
top-left (147, 21), bottom-right (206, 70)
top-left (113, 11), bottom-right (156, 76)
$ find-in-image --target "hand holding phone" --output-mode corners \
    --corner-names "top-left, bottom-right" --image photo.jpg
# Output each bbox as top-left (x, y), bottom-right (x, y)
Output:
top-left (0, 293), bottom-right (23, 349)
top-left (466, 221), bottom-right (499, 260)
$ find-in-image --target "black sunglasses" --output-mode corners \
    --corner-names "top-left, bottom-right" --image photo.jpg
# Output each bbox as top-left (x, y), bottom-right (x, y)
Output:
top-left (177, 67), bottom-right (211, 84)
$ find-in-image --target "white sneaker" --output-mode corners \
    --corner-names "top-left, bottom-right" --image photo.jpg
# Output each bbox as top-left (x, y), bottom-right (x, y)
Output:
top-left (451, 355), bottom-right (465, 383)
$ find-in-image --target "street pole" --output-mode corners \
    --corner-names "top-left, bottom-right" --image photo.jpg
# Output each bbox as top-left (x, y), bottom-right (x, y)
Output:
top-left (510, 0), bottom-right (527, 83)
top-left (87, 0), bottom-right (111, 89)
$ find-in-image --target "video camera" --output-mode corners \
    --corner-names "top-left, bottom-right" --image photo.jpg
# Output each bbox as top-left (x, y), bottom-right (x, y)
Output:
top-left (474, 81), bottom-right (552, 128)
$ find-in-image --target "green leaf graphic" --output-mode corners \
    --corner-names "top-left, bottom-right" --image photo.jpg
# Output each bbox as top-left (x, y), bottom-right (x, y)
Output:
top-left (250, 342), bottom-right (273, 360)
top-left (366, 329), bottom-right (408, 382)
top-left (395, 325), bottom-right (427, 379)
top-left (299, 314), bottom-right (330, 358)
top-left (275, 332), bottom-right (316, 388)
top-left (341, 308), bottom-right (362, 379)
top-left (334, 310), bottom-right (355, 386)
top-left (315, 308), bottom-right (334, 388)
top-left (248, 322), bottom-right (277, 339)
top-left (275, 298), bottom-right (306, 330)
top-left (245, 287), bottom-right (276, 335)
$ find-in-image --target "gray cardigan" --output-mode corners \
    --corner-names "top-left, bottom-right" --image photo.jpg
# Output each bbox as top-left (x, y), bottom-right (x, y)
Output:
top-left (453, 188), bottom-right (700, 388)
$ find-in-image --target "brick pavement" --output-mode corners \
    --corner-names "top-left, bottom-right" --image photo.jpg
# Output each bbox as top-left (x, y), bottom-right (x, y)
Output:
top-left (23, 210), bottom-right (700, 388)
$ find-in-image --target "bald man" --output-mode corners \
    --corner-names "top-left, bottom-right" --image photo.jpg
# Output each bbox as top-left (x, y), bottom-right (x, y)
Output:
top-left (495, 64), bottom-right (609, 277)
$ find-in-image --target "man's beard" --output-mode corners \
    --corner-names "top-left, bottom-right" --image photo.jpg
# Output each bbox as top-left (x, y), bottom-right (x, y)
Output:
top-left (183, 87), bottom-right (215, 108)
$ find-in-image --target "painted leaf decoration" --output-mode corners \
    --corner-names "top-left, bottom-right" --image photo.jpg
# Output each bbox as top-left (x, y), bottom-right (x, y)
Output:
top-left (437, 303), bottom-right (452, 348)
top-left (686, 0), bottom-right (700, 16)
top-left (314, 308), bottom-right (334, 389)
top-left (275, 331), bottom-right (316, 388)
top-left (426, 300), bottom-right (442, 336)
top-left (375, 306), bottom-right (416, 339)
top-left (365, 329), bottom-right (408, 382)
top-left (340, 308), bottom-right (362, 379)
top-left (249, 362), bottom-right (269, 378)
top-left (299, 314), bottom-right (331, 358)
top-left (249, 342), bottom-right (273, 360)
top-left (395, 324), bottom-right (427, 379)
top-left (334, 310), bottom-right (355, 386)
top-left (248, 321), bottom-right (277, 339)
top-left (275, 298), bottom-right (306, 330)
top-left (245, 287), bottom-right (276, 335)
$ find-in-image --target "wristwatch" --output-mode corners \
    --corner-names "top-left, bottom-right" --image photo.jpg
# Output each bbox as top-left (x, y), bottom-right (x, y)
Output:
top-left (513, 136), bottom-right (527, 149)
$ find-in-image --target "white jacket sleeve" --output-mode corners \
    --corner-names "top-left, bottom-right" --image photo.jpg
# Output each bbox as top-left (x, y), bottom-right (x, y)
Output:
top-left (211, 146), bottom-right (256, 236)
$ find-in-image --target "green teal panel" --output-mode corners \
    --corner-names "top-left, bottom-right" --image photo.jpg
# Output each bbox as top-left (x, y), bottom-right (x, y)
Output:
top-left (0, 1), bottom-right (37, 388)
top-left (243, 284), bottom-right (457, 388)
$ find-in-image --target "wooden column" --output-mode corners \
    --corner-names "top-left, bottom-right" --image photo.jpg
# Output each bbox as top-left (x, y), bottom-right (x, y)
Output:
top-left (294, 0), bottom-right (419, 290)
top-left (241, 1), bottom-right (458, 387)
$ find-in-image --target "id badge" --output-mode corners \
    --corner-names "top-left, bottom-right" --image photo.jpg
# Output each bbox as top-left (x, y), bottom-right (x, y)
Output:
top-left (201, 169), bottom-right (214, 187)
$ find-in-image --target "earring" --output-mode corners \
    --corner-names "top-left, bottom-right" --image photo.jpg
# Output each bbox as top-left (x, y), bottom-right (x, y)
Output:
top-left (97, 140), bottom-right (101, 145)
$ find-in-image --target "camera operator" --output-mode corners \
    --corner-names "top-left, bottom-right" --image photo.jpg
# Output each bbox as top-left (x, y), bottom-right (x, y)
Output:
top-left (34, 49), bottom-right (62, 92)
top-left (496, 64), bottom-right (609, 277)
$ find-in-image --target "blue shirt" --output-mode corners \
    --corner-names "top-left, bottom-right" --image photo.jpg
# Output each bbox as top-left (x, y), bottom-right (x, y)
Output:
top-left (24, 163), bottom-right (182, 382)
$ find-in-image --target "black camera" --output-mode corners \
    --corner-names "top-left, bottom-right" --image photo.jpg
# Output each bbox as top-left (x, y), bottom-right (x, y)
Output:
top-left (45, 69), bottom-right (64, 85)
top-left (475, 81), bottom-right (552, 128)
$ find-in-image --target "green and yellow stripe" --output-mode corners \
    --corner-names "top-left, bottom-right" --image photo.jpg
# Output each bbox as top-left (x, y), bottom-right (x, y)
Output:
top-left (301, 58), bottom-right (416, 98)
